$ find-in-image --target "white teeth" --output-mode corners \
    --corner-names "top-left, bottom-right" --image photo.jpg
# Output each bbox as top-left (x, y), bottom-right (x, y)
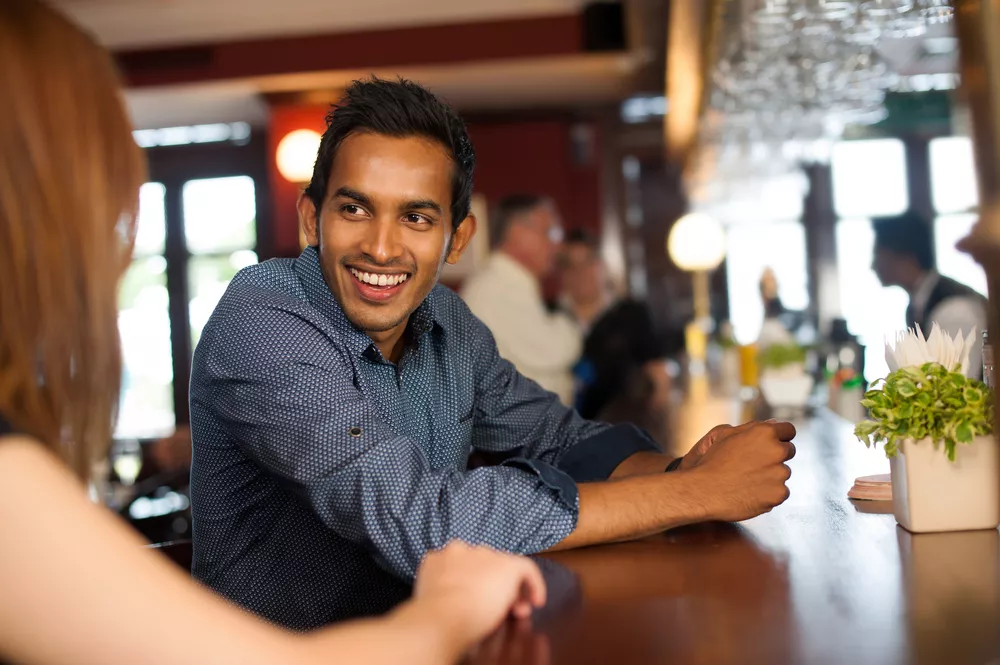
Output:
top-left (350, 268), bottom-right (408, 287)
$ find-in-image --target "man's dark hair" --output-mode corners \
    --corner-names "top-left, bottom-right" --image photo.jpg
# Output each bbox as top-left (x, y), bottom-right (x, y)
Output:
top-left (564, 228), bottom-right (597, 249)
top-left (490, 194), bottom-right (549, 248)
top-left (304, 76), bottom-right (476, 230)
top-left (872, 211), bottom-right (935, 270)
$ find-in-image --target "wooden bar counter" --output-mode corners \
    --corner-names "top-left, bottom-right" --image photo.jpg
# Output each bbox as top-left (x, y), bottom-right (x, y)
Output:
top-left (470, 399), bottom-right (1000, 665)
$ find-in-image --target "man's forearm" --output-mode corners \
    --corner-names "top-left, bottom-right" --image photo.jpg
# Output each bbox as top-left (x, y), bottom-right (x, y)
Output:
top-left (545, 471), bottom-right (710, 551)
top-left (609, 451), bottom-right (675, 479)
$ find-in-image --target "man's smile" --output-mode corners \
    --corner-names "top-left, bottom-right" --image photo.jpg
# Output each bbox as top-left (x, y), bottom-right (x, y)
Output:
top-left (346, 265), bottom-right (411, 303)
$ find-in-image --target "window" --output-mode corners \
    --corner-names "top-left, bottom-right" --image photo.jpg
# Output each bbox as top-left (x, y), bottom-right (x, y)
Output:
top-left (117, 183), bottom-right (174, 439)
top-left (116, 139), bottom-right (265, 439)
top-left (832, 139), bottom-right (910, 382)
top-left (831, 139), bottom-right (909, 218)
top-left (835, 219), bottom-right (909, 383)
top-left (929, 136), bottom-right (986, 296)
top-left (935, 213), bottom-right (987, 296)
top-left (183, 176), bottom-right (258, 347)
top-left (930, 136), bottom-right (978, 214)
top-left (726, 221), bottom-right (810, 345)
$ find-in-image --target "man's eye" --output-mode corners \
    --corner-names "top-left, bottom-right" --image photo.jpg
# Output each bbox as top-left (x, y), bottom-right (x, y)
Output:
top-left (343, 205), bottom-right (365, 216)
top-left (405, 214), bottom-right (429, 224)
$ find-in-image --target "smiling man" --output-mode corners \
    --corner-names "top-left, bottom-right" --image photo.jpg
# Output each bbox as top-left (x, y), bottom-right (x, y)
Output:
top-left (189, 78), bottom-right (798, 630)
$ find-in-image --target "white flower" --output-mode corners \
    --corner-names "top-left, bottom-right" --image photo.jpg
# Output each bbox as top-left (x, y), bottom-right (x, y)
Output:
top-left (885, 323), bottom-right (978, 377)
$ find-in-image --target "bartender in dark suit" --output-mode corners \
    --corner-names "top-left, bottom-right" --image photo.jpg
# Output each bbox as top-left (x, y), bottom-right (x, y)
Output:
top-left (871, 212), bottom-right (988, 375)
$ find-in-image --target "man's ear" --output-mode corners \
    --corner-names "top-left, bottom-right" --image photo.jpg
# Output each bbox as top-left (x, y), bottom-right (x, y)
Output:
top-left (445, 214), bottom-right (477, 265)
top-left (297, 193), bottom-right (320, 247)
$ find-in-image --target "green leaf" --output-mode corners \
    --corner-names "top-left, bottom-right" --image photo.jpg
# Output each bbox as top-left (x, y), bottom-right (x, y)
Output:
top-left (963, 387), bottom-right (983, 404)
top-left (956, 420), bottom-right (973, 444)
top-left (923, 363), bottom-right (947, 378)
top-left (895, 378), bottom-right (918, 398)
top-left (885, 438), bottom-right (899, 459)
top-left (948, 372), bottom-right (968, 388)
top-left (854, 421), bottom-right (879, 437)
top-left (945, 439), bottom-right (957, 462)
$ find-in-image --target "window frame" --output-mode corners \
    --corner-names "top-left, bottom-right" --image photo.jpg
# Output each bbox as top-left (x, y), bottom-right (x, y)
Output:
top-left (144, 136), bottom-right (271, 426)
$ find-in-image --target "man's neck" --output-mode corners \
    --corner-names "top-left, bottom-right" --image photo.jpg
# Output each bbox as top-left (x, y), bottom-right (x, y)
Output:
top-left (368, 324), bottom-right (408, 364)
top-left (906, 269), bottom-right (935, 296)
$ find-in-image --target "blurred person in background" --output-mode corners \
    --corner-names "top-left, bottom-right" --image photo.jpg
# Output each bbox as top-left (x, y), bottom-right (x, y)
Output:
top-left (559, 230), bottom-right (671, 442)
top-left (0, 3), bottom-right (549, 664)
top-left (872, 212), bottom-right (988, 375)
top-left (757, 268), bottom-right (796, 349)
top-left (190, 77), bottom-right (799, 632)
top-left (461, 195), bottom-right (581, 405)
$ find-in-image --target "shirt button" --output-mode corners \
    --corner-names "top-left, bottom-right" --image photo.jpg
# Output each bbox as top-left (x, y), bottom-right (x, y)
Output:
top-left (348, 426), bottom-right (363, 438)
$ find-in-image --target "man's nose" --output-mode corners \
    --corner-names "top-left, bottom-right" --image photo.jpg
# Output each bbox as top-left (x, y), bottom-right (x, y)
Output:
top-left (359, 217), bottom-right (404, 264)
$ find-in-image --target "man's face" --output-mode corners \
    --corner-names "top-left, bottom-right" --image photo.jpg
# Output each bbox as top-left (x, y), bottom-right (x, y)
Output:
top-left (298, 132), bottom-right (475, 336)
top-left (513, 202), bottom-right (564, 278)
top-left (872, 246), bottom-right (902, 288)
top-left (560, 242), bottom-right (604, 306)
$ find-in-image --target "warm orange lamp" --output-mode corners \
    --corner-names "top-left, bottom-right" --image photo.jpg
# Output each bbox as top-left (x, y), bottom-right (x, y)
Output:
top-left (275, 129), bottom-right (322, 249)
top-left (666, 212), bottom-right (726, 374)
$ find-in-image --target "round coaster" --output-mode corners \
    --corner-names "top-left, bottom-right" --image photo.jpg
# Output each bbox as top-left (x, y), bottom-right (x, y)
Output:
top-left (848, 474), bottom-right (892, 501)
top-left (853, 473), bottom-right (891, 487)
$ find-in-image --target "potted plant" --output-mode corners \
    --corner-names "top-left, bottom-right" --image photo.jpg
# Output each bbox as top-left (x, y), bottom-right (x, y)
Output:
top-left (757, 342), bottom-right (814, 412)
top-left (854, 324), bottom-right (998, 533)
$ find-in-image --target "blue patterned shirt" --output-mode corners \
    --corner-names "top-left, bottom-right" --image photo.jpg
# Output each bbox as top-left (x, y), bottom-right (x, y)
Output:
top-left (189, 246), bottom-right (657, 629)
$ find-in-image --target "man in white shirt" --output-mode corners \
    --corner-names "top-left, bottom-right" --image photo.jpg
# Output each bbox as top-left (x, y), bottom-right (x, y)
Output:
top-left (872, 213), bottom-right (989, 375)
top-left (461, 195), bottom-right (581, 404)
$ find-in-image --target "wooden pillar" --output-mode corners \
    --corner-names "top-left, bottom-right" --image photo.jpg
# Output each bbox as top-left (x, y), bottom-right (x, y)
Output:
top-left (953, 0), bottom-right (1000, 503)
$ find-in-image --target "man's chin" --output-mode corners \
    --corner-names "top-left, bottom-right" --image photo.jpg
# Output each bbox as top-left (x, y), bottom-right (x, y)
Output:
top-left (345, 307), bottom-right (409, 335)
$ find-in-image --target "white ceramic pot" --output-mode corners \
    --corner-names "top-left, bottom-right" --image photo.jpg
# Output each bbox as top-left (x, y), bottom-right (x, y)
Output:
top-left (759, 368), bottom-right (814, 409)
top-left (890, 435), bottom-right (1000, 533)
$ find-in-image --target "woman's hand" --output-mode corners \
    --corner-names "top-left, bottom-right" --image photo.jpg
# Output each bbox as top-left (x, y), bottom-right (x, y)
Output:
top-left (414, 542), bottom-right (547, 647)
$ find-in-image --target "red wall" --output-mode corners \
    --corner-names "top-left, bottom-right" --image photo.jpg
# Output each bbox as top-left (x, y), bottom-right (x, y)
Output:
top-left (466, 119), bottom-right (601, 237)
top-left (267, 104), bottom-right (329, 257)
top-left (267, 108), bottom-right (602, 258)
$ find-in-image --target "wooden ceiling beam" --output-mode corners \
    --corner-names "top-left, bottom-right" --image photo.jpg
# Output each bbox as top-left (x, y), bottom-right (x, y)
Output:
top-left (664, 0), bottom-right (722, 169)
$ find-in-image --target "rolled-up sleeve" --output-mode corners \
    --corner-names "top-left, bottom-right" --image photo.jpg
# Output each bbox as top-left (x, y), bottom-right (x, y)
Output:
top-left (468, 316), bottom-right (660, 481)
top-left (199, 303), bottom-right (578, 580)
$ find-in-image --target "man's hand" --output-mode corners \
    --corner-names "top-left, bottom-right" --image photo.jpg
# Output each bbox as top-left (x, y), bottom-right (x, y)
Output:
top-left (678, 421), bottom-right (757, 471)
top-left (688, 421), bottom-right (796, 522)
top-left (549, 421), bottom-right (797, 552)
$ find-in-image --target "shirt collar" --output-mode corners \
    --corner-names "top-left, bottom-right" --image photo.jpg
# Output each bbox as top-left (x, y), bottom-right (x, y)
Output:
top-left (910, 270), bottom-right (940, 324)
top-left (293, 246), bottom-right (441, 359)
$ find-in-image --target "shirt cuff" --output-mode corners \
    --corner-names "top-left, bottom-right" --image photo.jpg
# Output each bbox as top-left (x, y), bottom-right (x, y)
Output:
top-left (557, 423), bottom-right (661, 483)
top-left (499, 457), bottom-right (579, 510)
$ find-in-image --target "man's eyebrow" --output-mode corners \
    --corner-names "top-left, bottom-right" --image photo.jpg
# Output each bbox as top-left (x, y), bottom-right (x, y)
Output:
top-left (402, 199), bottom-right (444, 215)
top-left (332, 187), bottom-right (374, 208)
